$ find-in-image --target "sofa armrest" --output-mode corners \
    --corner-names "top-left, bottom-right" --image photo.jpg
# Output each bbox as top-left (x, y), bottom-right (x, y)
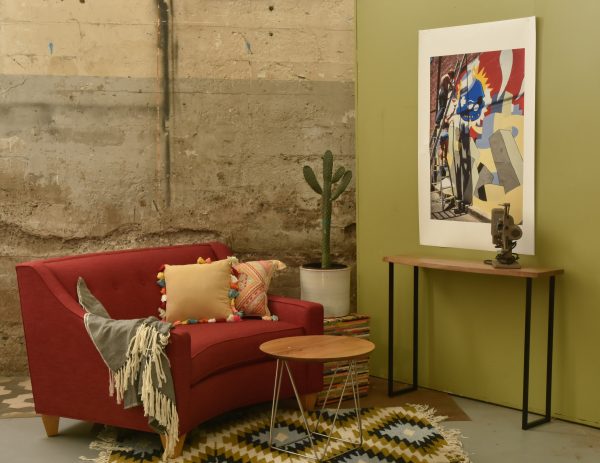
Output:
top-left (268, 295), bottom-right (323, 335)
top-left (17, 263), bottom-right (87, 321)
top-left (16, 265), bottom-right (112, 417)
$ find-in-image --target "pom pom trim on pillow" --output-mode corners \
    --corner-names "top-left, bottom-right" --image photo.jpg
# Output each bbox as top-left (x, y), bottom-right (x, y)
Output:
top-left (157, 256), bottom-right (244, 324)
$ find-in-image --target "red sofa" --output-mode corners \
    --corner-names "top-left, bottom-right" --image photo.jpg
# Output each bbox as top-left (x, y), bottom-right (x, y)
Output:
top-left (16, 242), bottom-right (323, 455)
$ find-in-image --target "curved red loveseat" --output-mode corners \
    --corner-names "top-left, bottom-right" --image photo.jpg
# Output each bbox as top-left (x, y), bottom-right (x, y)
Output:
top-left (16, 242), bottom-right (323, 455)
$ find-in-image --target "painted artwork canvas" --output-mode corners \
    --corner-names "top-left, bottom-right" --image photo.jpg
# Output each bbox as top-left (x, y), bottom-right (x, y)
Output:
top-left (418, 18), bottom-right (535, 253)
top-left (429, 50), bottom-right (525, 223)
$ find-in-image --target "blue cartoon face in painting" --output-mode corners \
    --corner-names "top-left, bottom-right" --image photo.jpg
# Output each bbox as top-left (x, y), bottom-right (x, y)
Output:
top-left (457, 79), bottom-right (485, 122)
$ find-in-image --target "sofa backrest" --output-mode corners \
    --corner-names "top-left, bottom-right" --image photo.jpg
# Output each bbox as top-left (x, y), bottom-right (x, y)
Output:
top-left (26, 242), bottom-right (232, 320)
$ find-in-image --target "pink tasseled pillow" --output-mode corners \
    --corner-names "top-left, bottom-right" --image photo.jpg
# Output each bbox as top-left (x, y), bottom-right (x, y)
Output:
top-left (234, 260), bottom-right (286, 318)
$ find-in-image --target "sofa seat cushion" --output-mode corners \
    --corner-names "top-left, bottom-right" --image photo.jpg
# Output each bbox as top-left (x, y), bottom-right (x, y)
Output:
top-left (175, 320), bottom-right (305, 385)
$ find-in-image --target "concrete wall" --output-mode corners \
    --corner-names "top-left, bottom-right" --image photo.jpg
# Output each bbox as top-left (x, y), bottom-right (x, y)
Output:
top-left (0, 0), bottom-right (356, 374)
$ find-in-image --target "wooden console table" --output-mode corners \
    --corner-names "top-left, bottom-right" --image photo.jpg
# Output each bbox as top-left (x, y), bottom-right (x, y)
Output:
top-left (383, 255), bottom-right (564, 430)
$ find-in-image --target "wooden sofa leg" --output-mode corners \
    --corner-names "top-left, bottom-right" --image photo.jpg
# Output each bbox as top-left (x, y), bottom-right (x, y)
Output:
top-left (299, 393), bottom-right (318, 411)
top-left (160, 433), bottom-right (186, 458)
top-left (41, 415), bottom-right (60, 437)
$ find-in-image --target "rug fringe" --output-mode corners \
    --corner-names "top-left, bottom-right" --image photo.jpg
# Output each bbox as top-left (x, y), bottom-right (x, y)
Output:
top-left (408, 403), bottom-right (471, 463)
top-left (79, 427), bottom-right (132, 463)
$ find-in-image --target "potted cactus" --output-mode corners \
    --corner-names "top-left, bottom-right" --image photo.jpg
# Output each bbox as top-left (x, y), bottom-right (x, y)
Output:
top-left (300, 150), bottom-right (353, 317)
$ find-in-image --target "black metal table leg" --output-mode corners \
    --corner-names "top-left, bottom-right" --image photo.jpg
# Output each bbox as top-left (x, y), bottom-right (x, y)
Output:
top-left (388, 263), bottom-right (394, 396)
top-left (522, 276), bottom-right (555, 429)
top-left (412, 265), bottom-right (419, 389)
top-left (545, 276), bottom-right (556, 420)
top-left (388, 264), bottom-right (419, 397)
top-left (522, 277), bottom-right (533, 429)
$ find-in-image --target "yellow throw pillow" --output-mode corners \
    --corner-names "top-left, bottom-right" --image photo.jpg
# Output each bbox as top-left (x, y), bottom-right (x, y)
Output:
top-left (163, 259), bottom-right (235, 323)
top-left (234, 260), bottom-right (286, 317)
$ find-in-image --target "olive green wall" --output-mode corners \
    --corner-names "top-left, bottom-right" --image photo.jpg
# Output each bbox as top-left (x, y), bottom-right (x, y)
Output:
top-left (356, 0), bottom-right (600, 426)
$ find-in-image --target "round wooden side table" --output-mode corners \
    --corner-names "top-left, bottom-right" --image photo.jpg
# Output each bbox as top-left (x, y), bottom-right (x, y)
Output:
top-left (260, 335), bottom-right (375, 462)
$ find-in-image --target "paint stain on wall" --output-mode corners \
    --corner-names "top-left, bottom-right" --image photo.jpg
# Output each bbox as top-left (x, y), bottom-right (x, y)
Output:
top-left (48, 42), bottom-right (54, 55)
top-left (243, 36), bottom-right (253, 54)
top-left (156, 0), bottom-right (172, 207)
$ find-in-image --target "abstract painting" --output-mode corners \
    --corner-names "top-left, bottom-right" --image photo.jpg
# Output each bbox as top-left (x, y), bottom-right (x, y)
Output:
top-left (418, 17), bottom-right (536, 253)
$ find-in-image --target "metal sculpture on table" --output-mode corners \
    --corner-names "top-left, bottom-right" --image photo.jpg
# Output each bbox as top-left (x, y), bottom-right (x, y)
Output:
top-left (487, 202), bottom-right (522, 268)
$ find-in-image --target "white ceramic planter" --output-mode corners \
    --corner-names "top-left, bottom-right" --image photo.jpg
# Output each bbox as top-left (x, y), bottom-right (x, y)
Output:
top-left (300, 264), bottom-right (351, 317)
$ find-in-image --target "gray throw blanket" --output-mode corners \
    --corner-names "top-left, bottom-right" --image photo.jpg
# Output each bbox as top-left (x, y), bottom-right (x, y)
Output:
top-left (77, 278), bottom-right (179, 459)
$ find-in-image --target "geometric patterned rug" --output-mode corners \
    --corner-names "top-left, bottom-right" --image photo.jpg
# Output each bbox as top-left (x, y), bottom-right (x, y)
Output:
top-left (85, 405), bottom-right (470, 462)
top-left (0, 377), bottom-right (36, 418)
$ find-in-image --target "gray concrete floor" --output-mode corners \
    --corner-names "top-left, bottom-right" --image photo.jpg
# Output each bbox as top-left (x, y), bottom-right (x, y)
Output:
top-left (447, 397), bottom-right (600, 462)
top-left (1, 398), bottom-right (599, 462)
top-left (0, 417), bottom-right (99, 462)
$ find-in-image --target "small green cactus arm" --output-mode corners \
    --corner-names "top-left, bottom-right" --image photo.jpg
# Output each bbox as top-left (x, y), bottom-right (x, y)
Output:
top-left (332, 166), bottom-right (345, 183)
top-left (303, 165), bottom-right (322, 194)
top-left (331, 170), bottom-right (352, 200)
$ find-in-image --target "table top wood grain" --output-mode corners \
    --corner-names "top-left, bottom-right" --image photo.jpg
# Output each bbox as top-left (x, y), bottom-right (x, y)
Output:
top-left (260, 335), bottom-right (375, 362)
top-left (383, 255), bottom-right (564, 278)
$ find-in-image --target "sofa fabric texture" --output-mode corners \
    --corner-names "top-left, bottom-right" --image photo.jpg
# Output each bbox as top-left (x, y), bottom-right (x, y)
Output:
top-left (16, 242), bottom-right (324, 437)
top-left (181, 319), bottom-right (304, 385)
